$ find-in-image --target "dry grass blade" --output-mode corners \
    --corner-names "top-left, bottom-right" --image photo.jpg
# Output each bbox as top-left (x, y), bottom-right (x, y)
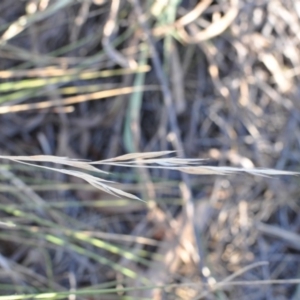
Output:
top-left (102, 0), bottom-right (137, 68)
top-left (179, 166), bottom-right (299, 176)
top-left (99, 150), bottom-right (176, 162)
top-left (118, 158), bottom-right (207, 166)
top-left (0, 66), bottom-right (151, 79)
top-left (193, 261), bottom-right (269, 299)
top-left (0, 0), bottom-right (74, 44)
top-left (257, 222), bottom-right (300, 251)
top-left (176, 0), bottom-right (213, 27)
top-left (0, 86), bottom-right (158, 114)
top-left (178, 0), bottom-right (239, 44)
top-left (0, 155), bottom-right (107, 174)
top-left (0, 156), bottom-right (141, 201)
top-left (179, 166), bottom-right (230, 175)
top-left (0, 152), bottom-right (297, 202)
top-left (87, 180), bottom-right (141, 201)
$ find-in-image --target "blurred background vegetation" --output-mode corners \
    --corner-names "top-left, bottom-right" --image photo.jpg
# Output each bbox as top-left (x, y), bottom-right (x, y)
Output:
top-left (0, 0), bottom-right (300, 299)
